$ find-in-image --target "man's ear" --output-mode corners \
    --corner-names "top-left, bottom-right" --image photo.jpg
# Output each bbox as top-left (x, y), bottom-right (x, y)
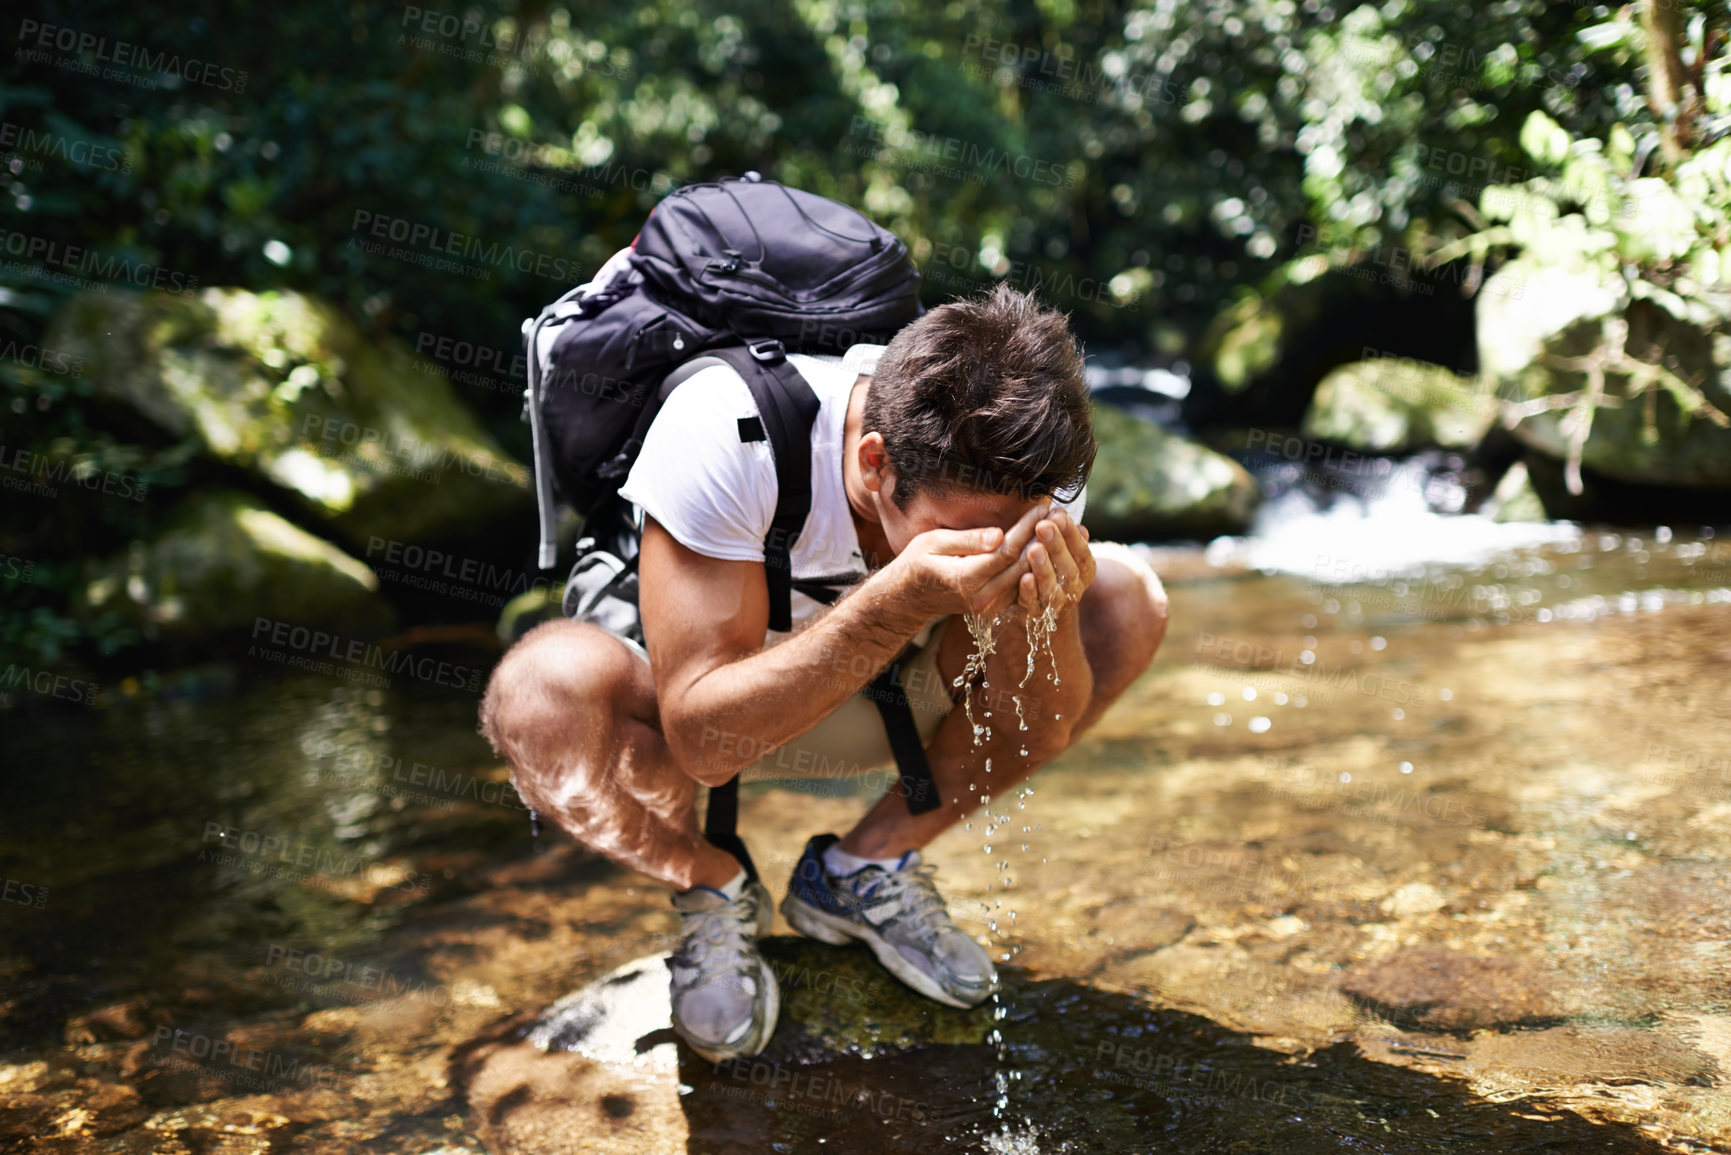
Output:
top-left (858, 431), bottom-right (892, 496)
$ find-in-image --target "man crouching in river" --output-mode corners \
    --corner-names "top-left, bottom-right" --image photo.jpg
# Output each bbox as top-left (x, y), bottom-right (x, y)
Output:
top-left (480, 284), bottom-right (1168, 1061)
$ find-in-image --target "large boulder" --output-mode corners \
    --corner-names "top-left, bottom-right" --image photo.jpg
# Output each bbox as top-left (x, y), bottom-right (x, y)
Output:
top-left (47, 289), bottom-right (530, 546)
top-left (1084, 403), bottom-right (1261, 541)
top-left (1478, 258), bottom-right (1731, 488)
top-left (1302, 358), bottom-right (1497, 453)
top-left (81, 490), bottom-right (395, 642)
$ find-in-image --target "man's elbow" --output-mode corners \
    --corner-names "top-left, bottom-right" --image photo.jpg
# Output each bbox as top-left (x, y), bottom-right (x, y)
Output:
top-left (665, 716), bottom-right (755, 787)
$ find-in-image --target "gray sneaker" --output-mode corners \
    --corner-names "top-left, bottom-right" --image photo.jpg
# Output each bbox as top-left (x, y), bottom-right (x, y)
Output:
top-left (668, 879), bottom-right (780, 1062)
top-left (781, 833), bottom-right (996, 1009)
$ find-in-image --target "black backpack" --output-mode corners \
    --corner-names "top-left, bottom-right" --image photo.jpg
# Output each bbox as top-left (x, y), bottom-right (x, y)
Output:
top-left (519, 174), bottom-right (934, 878)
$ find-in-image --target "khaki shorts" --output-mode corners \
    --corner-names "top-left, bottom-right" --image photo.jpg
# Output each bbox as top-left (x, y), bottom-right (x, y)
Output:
top-left (739, 617), bottom-right (955, 786)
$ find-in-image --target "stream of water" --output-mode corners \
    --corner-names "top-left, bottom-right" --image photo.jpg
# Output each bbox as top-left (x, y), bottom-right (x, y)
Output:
top-left (1, 452), bottom-right (1727, 1152)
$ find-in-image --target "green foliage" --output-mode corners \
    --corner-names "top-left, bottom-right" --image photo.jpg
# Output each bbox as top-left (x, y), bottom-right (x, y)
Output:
top-left (0, 0), bottom-right (1676, 670)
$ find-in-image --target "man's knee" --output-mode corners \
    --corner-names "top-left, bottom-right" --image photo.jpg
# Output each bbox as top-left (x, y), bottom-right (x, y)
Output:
top-left (479, 619), bottom-right (642, 755)
top-left (1082, 542), bottom-right (1169, 675)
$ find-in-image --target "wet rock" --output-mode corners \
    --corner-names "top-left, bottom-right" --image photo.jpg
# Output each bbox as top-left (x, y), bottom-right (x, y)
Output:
top-left (47, 288), bottom-right (530, 546)
top-left (1085, 403), bottom-right (1262, 541)
top-left (1478, 260), bottom-right (1731, 488)
top-left (80, 490), bottom-right (394, 642)
top-left (526, 940), bottom-right (990, 1068)
top-left (1302, 359), bottom-right (1497, 453)
top-left (1483, 460), bottom-right (1549, 522)
top-left (1339, 947), bottom-right (1584, 1032)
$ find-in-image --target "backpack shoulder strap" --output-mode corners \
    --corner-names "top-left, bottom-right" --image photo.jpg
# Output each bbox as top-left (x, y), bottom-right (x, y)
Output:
top-left (703, 342), bottom-right (818, 633)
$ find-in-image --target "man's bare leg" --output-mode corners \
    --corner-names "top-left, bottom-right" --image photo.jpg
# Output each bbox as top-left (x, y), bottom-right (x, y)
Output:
top-left (838, 545), bottom-right (1168, 858)
top-left (479, 619), bottom-right (741, 892)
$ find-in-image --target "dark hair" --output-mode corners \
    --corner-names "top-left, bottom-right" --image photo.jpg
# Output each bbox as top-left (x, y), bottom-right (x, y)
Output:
top-left (862, 282), bottom-right (1094, 510)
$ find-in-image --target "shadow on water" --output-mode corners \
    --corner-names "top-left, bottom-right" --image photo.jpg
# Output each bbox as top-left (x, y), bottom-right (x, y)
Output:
top-left (452, 935), bottom-right (1673, 1155)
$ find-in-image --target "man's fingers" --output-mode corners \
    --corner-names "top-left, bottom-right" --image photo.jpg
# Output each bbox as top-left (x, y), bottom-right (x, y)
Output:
top-left (971, 550), bottom-right (1031, 611)
top-left (1052, 509), bottom-right (1095, 594)
top-left (923, 525), bottom-right (1006, 557)
top-left (1028, 541), bottom-right (1063, 610)
top-left (1000, 501), bottom-right (1048, 560)
top-left (1024, 522), bottom-right (1080, 595)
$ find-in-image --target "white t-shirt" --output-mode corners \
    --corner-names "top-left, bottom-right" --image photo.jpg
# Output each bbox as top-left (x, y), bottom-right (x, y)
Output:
top-left (619, 344), bottom-right (1086, 631)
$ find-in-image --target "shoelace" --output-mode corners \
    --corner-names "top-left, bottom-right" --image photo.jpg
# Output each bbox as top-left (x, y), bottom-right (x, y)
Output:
top-left (851, 863), bottom-right (953, 945)
top-left (674, 895), bottom-right (758, 972)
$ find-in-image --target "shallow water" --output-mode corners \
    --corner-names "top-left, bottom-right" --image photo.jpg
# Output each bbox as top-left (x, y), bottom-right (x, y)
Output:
top-left (2, 502), bottom-right (1729, 1151)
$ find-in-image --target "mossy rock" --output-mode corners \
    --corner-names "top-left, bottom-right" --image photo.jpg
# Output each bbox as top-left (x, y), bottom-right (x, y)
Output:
top-left (1478, 259), bottom-right (1731, 488)
top-left (80, 489), bottom-right (395, 642)
top-left (1084, 403), bottom-right (1261, 541)
top-left (1303, 359), bottom-right (1497, 453)
top-left (497, 585), bottom-right (567, 644)
top-left (47, 288), bottom-right (530, 546)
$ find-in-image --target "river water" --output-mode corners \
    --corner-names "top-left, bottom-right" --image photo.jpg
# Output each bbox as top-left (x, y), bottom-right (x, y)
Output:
top-left (2, 456), bottom-right (1729, 1153)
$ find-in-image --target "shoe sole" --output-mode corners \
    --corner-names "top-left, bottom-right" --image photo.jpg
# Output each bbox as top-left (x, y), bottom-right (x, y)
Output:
top-left (670, 884), bottom-right (781, 1063)
top-left (780, 892), bottom-right (990, 1009)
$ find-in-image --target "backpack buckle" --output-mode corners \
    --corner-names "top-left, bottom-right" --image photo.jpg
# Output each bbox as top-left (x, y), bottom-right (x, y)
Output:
top-left (747, 339), bottom-right (785, 363)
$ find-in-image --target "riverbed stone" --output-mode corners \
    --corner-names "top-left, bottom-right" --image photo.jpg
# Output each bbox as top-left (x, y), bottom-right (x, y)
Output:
top-left (1302, 359), bottom-right (1498, 453)
top-left (1085, 402), bottom-right (1262, 540)
top-left (1338, 946), bottom-right (1585, 1032)
top-left (80, 490), bottom-right (394, 641)
top-left (1478, 259), bottom-right (1731, 488)
top-left (47, 288), bottom-right (530, 546)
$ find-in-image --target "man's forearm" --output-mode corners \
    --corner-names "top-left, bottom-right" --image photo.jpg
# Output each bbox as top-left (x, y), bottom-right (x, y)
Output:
top-left (665, 567), bottom-right (932, 784)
